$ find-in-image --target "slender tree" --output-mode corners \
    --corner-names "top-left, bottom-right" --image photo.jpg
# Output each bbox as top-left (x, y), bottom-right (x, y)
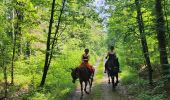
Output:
top-left (40, 0), bottom-right (66, 86)
top-left (40, 0), bottom-right (68, 86)
top-left (135, 0), bottom-right (153, 85)
top-left (155, 0), bottom-right (169, 74)
top-left (15, 1), bottom-right (24, 55)
top-left (40, 0), bottom-right (56, 86)
top-left (163, 0), bottom-right (169, 34)
top-left (11, 8), bottom-right (16, 84)
top-left (0, 43), bottom-right (7, 98)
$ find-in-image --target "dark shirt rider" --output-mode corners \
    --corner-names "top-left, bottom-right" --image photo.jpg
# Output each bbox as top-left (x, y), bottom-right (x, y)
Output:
top-left (105, 46), bottom-right (120, 73)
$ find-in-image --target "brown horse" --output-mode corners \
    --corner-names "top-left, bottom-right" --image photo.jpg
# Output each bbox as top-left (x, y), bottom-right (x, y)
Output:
top-left (71, 67), bottom-right (93, 96)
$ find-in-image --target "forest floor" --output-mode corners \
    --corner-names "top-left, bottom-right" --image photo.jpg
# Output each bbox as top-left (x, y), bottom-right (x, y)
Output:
top-left (67, 59), bottom-right (131, 100)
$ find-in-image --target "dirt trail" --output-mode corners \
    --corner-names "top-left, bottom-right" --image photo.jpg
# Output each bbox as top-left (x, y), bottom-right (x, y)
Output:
top-left (67, 59), bottom-right (129, 100)
top-left (100, 74), bottom-right (129, 100)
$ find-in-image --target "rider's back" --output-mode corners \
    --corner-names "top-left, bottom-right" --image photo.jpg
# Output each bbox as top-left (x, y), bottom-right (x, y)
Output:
top-left (108, 53), bottom-right (116, 61)
top-left (107, 52), bottom-right (119, 68)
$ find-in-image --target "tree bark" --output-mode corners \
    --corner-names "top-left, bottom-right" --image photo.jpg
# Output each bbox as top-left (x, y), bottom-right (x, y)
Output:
top-left (163, 0), bottom-right (169, 34)
top-left (1, 47), bottom-right (7, 98)
top-left (25, 41), bottom-right (31, 58)
top-left (40, 0), bottom-right (56, 86)
top-left (135, 0), bottom-right (153, 85)
top-left (155, 0), bottom-right (169, 74)
top-left (16, 2), bottom-right (24, 55)
top-left (11, 8), bottom-right (16, 84)
top-left (40, 0), bottom-right (66, 86)
top-left (163, 0), bottom-right (170, 51)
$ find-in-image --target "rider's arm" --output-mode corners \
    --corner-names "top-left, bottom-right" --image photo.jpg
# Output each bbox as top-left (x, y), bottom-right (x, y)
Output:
top-left (81, 54), bottom-right (84, 62)
top-left (116, 58), bottom-right (119, 67)
top-left (105, 52), bottom-right (109, 59)
top-left (88, 55), bottom-right (90, 61)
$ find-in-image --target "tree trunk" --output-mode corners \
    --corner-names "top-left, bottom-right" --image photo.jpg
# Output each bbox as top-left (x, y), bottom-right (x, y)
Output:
top-left (163, 0), bottom-right (169, 34)
top-left (25, 41), bottom-right (31, 58)
top-left (135, 0), bottom-right (153, 85)
top-left (16, 2), bottom-right (24, 55)
top-left (155, 0), bottom-right (169, 74)
top-left (163, 0), bottom-right (170, 53)
top-left (40, 0), bottom-right (66, 86)
top-left (40, 0), bottom-right (56, 86)
top-left (11, 8), bottom-right (16, 84)
top-left (1, 47), bottom-right (7, 98)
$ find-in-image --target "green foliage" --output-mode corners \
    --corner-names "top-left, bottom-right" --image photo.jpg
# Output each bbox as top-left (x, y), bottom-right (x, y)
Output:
top-left (0, 0), bottom-right (120, 99)
top-left (0, 0), bottom-right (105, 99)
top-left (136, 92), bottom-right (165, 100)
top-left (14, 49), bottom-right (98, 99)
top-left (1, 0), bottom-right (169, 99)
top-left (120, 65), bottom-right (167, 100)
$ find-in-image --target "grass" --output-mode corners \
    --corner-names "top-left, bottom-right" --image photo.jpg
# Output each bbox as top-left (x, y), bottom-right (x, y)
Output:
top-left (119, 66), bottom-right (138, 85)
top-left (0, 50), bottom-right (100, 100)
top-left (119, 64), bottom-right (168, 100)
top-left (95, 58), bottom-right (104, 83)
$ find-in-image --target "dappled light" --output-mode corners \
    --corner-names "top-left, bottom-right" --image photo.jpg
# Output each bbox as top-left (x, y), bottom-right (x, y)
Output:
top-left (0, 0), bottom-right (170, 100)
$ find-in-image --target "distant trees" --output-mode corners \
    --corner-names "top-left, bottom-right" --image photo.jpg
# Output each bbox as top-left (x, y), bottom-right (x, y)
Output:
top-left (106, 0), bottom-right (169, 84)
top-left (0, 0), bottom-right (48, 97)
top-left (0, 0), bottom-right (105, 99)
top-left (0, 43), bottom-right (8, 98)
top-left (0, 1), bottom-right (11, 98)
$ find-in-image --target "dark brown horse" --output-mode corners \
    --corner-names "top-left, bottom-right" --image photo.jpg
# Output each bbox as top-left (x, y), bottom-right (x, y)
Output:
top-left (105, 58), bottom-right (119, 88)
top-left (71, 67), bottom-right (93, 96)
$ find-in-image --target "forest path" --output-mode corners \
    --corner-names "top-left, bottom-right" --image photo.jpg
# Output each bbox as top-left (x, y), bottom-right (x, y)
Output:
top-left (67, 58), bottom-right (130, 100)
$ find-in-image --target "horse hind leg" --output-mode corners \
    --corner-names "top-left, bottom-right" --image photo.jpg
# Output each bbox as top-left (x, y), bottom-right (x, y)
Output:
top-left (112, 76), bottom-right (115, 89)
top-left (115, 73), bottom-right (119, 86)
top-left (89, 78), bottom-right (93, 92)
top-left (88, 80), bottom-right (91, 92)
top-left (108, 73), bottom-right (111, 84)
top-left (80, 81), bottom-right (83, 96)
top-left (84, 81), bottom-right (89, 94)
top-left (108, 78), bottom-right (111, 84)
top-left (91, 78), bottom-right (93, 88)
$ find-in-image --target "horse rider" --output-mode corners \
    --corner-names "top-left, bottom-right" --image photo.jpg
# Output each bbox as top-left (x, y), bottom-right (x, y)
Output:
top-left (105, 46), bottom-right (120, 83)
top-left (80, 48), bottom-right (95, 77)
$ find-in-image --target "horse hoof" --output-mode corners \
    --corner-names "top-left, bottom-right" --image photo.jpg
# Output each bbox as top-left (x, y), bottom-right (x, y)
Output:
top-left (108, 81), bottom-right (110, 84)
top-left (112, 85), bottom-right (115, 88)
top-left (85, 91), bottom-right (89, 94)
top-left (112, 87), bottom-right (116, 91)
top-left (89, 89), bottom-right (91, 92)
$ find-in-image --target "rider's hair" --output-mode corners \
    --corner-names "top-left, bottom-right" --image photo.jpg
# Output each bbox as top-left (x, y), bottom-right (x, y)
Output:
top-left (110, 46), bottom-right (114, 50)
top-left (84, 48), bottom-right (89, 53)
